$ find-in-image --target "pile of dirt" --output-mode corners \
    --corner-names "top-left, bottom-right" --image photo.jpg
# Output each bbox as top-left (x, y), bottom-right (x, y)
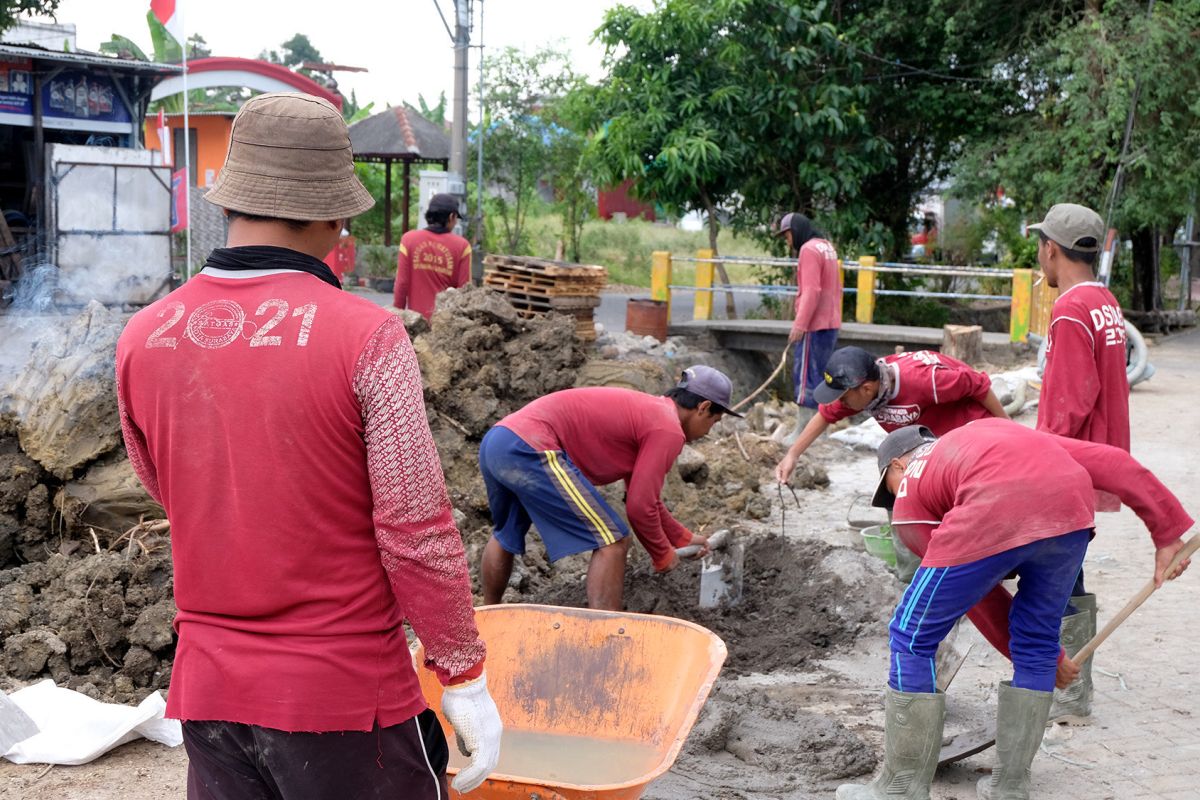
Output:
top-left (675, 681), bottom-right (877, 790)
top-left (0, 543), bottom-right (174, 704)
top-left (525, 534), bottom-right (895, 676)
top-left (0, 304), bottom-right (162, 570)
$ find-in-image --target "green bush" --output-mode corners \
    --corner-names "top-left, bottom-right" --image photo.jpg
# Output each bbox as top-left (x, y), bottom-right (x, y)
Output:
top-left (357, 244), bottom-right (399, 278)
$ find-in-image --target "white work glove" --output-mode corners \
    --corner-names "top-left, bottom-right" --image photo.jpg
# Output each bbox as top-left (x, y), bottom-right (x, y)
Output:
top-left (441, 671), bottom-right (503, 794)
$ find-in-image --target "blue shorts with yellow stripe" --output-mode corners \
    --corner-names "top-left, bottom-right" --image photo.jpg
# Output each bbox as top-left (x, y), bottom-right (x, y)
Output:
top-left (479, 425), bottom-right (630, 561)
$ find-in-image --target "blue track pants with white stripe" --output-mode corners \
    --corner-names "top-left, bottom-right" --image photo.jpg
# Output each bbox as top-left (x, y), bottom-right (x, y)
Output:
top-left (888, 529), bottom-right (1090, 694)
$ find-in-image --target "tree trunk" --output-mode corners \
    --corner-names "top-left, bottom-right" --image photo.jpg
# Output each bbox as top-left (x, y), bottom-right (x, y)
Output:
top-left (1130, 226), bottom-right (1162, 312)
top-left (699, 189), bottom-right (737, 319)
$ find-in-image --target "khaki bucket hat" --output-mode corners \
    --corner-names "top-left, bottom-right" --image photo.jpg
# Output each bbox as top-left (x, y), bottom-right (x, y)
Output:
top-left (205, 92), bottom-right (374, 221)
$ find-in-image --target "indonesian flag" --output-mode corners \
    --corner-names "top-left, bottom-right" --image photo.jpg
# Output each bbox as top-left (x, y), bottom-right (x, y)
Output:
top-left (150, 0), bottom-right (184, 45)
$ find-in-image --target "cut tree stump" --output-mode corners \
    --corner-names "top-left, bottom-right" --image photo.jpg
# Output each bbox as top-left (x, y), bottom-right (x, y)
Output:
top-left (942, 324), bottom-right (983, 365)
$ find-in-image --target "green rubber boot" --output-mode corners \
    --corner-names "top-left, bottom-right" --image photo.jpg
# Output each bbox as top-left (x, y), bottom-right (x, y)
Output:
top-left (1049, 593), bottom-right (1096, 720)
top-left (836, 689), bottom-right (945, 800)
top-left (977, 681), bottom-right (1053, 800)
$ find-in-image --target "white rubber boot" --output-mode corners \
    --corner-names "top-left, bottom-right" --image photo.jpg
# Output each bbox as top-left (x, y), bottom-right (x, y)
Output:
top-left (836, 689), bottom-right (945, 800)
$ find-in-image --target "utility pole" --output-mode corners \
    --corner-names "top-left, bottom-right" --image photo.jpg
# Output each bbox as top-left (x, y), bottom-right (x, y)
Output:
top-left (449, 0), bottom-right (469, 179)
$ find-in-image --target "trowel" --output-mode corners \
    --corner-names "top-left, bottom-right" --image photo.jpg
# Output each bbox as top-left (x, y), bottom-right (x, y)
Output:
top-left (677, 529), bottom-right (744, 609)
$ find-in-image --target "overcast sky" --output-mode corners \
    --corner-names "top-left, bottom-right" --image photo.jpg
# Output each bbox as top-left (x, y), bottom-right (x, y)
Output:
top-left (32, 0), bottom-right (653, 113)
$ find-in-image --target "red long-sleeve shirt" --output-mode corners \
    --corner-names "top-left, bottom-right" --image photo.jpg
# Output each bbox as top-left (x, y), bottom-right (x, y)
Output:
top-left (117, 268), bottom-right (484, 732)
top-left (393, 228), bottom-right (472, 319)
top-left (819, 351), bottom-right (993, 434)
top-left (1037, 282), bottom-right (1131, 511)
top-left (791, 238), bottom-right (842, 334)
top-left (497, 388), bottom-right (693, 569)
top-left (893, 420), bottom-right (1192, 660)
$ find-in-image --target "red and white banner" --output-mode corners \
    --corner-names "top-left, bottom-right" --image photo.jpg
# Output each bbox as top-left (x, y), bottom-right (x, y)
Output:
top-left (150, 0), bottom-right (185, 45)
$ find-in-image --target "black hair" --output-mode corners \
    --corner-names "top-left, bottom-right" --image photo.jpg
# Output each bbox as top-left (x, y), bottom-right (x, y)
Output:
top-left (664, 387), bottom-right (723, 416)
top-left (226, 209), bottom-right (312, 232)
top-left (425, 207), bottom-right (456, 228)
top-left (1038, 232), bottom-right (1098, 267)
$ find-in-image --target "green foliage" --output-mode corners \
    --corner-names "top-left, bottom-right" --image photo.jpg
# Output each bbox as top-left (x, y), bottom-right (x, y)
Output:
top-left (471, 45), bottom-right (587, 256)
top-left (953, 1), bottom-right (1200, 309)
top-left (351, 162), bottom-right (417, 245)
top-left (417, 92), bottom-right (447, 126)
top-left (583, 0), bottom-right (1078, 264)
top-left (0, 0), bottom-right (60, 32)
top-left (357, 244), bottom-right (399, 278)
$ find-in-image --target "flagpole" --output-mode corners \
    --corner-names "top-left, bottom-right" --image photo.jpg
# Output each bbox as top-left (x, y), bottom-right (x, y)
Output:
top-left (180, 3), bottom-right (192, 280)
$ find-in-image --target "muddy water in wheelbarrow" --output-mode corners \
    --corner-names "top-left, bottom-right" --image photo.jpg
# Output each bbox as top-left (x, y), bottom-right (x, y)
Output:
top-left (415, 604), bottom-right (727, 800)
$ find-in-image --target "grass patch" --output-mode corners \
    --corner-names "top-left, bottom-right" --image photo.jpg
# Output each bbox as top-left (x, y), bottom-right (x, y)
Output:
top-left (516, 213), bottom-right (776, 288)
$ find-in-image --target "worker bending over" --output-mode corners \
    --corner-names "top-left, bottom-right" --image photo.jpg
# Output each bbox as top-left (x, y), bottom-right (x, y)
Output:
top-left (479, 366), bottom-right (738, 610)
top-left (838, 420), bottom-right (1190, 800)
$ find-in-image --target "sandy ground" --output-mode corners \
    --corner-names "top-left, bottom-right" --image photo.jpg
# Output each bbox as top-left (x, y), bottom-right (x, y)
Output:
top-left (3, 328), bottom-right (1198, 799)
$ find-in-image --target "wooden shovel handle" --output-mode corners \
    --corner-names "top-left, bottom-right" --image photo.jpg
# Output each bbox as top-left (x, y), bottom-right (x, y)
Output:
top-left (1072, 533), bottom-right (1200, 665)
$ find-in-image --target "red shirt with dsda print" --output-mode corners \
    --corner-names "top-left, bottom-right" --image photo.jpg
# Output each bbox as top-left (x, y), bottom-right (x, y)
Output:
top-left (1037, 282), bottom-right (1131, 511)
top-left (393, 228), bottom-right (472, 319)
top-left (819, 351), bottom-right (993, 435)
top-left (117, 268), bottom-right (484, 732)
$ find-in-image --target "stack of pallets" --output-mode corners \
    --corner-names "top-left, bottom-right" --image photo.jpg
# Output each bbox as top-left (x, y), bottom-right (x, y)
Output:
top-left (483, 254), bottom-right (607, 340)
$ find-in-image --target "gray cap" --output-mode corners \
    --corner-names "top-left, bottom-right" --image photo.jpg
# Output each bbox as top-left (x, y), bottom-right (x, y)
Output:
top-left (676, 365), bottom-right (744, 418)
top-left (871, 425), bottom-right (937, 509)
top-left (1027, 203), bottom-right (1104, 253)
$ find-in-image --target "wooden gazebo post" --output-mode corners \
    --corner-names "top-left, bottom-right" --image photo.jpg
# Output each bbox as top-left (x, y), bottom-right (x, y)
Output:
top-left (383, 159), bottom-right (393, 246)
top-left (402, 159), bottom-right (412, 235)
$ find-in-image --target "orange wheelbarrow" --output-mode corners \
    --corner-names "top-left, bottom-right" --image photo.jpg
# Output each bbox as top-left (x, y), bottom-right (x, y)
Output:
top-left (414, 604), bottom-right (727, 800)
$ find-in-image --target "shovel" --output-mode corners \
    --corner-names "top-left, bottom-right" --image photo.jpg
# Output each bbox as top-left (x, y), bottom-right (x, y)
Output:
top-left (677, 529), bottom-right (744, 609)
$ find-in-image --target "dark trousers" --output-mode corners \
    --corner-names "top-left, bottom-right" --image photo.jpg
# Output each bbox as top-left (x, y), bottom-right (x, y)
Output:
top-left (183, 710), bottom-right (449, 800)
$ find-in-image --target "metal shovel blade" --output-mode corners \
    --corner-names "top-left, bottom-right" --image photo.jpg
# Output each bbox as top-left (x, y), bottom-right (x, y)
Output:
top-left (699, 542), bottom-right (744, 609)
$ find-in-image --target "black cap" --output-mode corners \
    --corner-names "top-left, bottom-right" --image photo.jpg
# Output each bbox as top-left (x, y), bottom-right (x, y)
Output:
top-left (427, 193), bottom-right (460, 214)
top-left (870, 425), bottom-right (937, 509)
top-left (813, 347), bottom-right (881, 405)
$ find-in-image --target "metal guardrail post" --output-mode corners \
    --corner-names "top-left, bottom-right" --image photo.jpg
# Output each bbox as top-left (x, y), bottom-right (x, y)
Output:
top-left (856, 255), bottom-right (877, 323)
top-left (693, 249), bottom-right (714, 321)
top-left (1010, 268), bottom-right (1034, 342)
top-left (651, 250), bottom-right (672, 317)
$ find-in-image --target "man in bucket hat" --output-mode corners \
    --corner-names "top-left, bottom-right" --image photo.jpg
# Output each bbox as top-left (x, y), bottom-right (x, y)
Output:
top-left (394, 192), bottom-right (473, 319)
top-left (479, 366), bottom-right (740, 610)
top-left (1029, 202), bottom-right (1129, 720)
top-left (116, 93), bottom-right (501, 799)
top-left (838, 419), bottom-right (1191, 800)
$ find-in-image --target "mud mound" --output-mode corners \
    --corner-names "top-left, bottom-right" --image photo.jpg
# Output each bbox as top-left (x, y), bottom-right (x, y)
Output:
top-left (679, 683), bottom-right (877, 788)
top-left (526, 535), bottom-right (893, 675)
top-left (0, 543), bottom-right (174, 704)
top-left (414, 287), bottom-right (587, 438)
top-left (6, 301), bottom-right (125, 478)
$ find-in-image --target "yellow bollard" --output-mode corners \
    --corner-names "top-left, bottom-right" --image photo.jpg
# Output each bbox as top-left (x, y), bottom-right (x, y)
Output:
top-left (855, 256), bottom-right (877, 324)
top-left (1010, 268), bottom-right (1034, 342)
top-left (651, 250), bottom-right (672, 318)
top-left (693, 249), bottom-right (714, 321)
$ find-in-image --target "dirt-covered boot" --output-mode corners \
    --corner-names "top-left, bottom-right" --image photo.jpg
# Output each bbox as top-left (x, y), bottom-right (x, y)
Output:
top-left (1049, 593), bottom-right (1096, 720)
top-left (977, 681), bottom-right (1053, 799)
top-left (836, 689), bottom-right (945, 800)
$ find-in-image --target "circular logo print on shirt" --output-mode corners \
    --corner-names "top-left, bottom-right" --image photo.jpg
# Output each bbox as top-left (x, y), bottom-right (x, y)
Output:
top-left (185, 300), bottom-right (246, 349)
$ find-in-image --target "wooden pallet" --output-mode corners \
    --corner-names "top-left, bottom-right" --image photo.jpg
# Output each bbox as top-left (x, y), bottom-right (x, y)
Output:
top-left (483, 253), bottom-right (608, 281)
top-left (483, 269), bottom-right (606, 296)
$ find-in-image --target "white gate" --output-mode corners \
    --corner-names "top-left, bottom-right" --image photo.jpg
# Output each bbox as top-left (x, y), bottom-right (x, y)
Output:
top-left (45, 144), bottom-right (172, 306)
